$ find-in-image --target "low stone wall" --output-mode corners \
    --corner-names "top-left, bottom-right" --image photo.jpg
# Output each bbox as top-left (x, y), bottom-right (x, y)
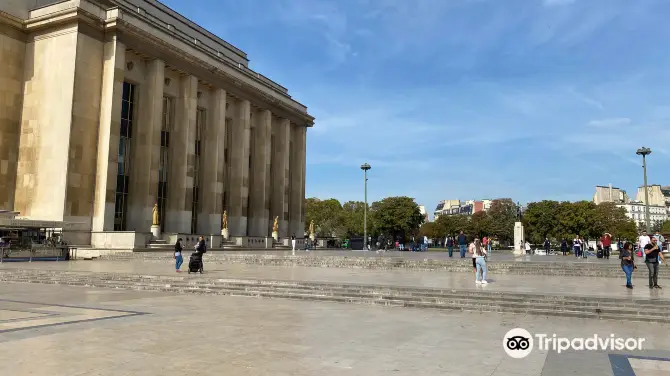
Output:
top-left (94, 252), bottom-right (657, 278)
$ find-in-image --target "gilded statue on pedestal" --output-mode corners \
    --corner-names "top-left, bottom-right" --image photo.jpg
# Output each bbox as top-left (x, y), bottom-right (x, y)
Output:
top-left (222, 210), bottom-right (228, 230)
top-left (272, 216), bottom-right (279, 233)
top-left (152, 203), bottom-right (159, 226)
top-left (309, 220), bottom-right (315, 235)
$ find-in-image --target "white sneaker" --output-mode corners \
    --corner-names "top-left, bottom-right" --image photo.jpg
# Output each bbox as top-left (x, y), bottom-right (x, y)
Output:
top-left (475, 280), bottom-right (482, 285)
top-left (481, 280), bottom-right (488, 285)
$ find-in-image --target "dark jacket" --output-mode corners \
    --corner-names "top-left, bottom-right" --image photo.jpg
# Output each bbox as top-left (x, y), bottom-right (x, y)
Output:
top-left (196, 239), bottom-right (206, 253)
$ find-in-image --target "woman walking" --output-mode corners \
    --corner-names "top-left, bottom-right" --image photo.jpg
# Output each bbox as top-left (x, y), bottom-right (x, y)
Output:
top-left (174, 238), bottom-right (183, 272)
top-left (620, 242), bottom-right (636, 289)
top-left (469, 238), bottom-right (488, 284)
top-left (573, 236), bottom-right (581, 258)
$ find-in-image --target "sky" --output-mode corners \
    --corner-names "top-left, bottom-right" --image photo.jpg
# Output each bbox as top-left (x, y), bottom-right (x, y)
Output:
top-left (164, 0), bottom-right (670, 214)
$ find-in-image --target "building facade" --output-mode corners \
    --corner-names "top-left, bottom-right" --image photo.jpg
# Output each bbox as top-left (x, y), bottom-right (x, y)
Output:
top-left (0, 0), bottom-right (313, 249)
top-left (593, 184), bottom-right (629, 205)
top-left (617, 202), bottom-right (668, 227)
top-left (433, 199), bottom-right (492, 219)
top-left (635, 185), bottom-right (670, 214)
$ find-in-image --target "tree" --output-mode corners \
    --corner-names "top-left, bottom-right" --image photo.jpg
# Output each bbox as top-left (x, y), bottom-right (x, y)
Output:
top-left (434, 214), bottom-right (470, 239)
top-left (662, 220), bottom-right (670, 233)
top-left (593, 202), bottom-right (637, 241)
top-left (370, 196), bottom-right (424, 240)
top-left (468, 211), bottom-right (491, 239)
top-left (340, 201), bottom-right (367, 237)
top-left (487, 198), bottom-right (517, 242)
top-left (304, 198), bottom-right (344, 237)
top-left (523, 200), bottom-right (560, 242)
top-left (418, 221), bottom-right (440, 240)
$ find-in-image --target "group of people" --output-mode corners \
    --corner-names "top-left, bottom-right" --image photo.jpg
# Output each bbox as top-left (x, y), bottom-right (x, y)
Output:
top-left (444, 231), bottom-right (493, 258)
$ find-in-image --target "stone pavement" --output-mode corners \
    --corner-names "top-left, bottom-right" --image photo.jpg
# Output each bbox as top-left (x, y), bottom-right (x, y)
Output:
top-left (2, 282), bottom-right (670, 376)
top-left (2, 260), bottom-right (668, 300)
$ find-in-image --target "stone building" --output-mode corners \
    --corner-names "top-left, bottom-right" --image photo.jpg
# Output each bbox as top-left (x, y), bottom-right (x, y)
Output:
top-left (0, 0), bottom-right (313, 250)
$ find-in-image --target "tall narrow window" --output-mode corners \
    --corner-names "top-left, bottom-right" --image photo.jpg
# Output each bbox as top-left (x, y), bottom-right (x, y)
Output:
top-left (158, 96), bottom-right (173, 232)
top-left (191, 108), bottom-right (206, 233)
top-left (115, 82), bottom-right (135, 231)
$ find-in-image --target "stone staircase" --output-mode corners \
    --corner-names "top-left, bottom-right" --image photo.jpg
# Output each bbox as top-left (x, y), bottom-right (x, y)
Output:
top-left (95, 252), bottom-right (663, 278)
top-left (0, 269), bottom-right (668, 323)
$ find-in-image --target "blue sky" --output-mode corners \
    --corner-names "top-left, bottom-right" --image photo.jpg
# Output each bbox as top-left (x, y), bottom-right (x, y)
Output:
top-left (165, 0), bottom-right (670, 213)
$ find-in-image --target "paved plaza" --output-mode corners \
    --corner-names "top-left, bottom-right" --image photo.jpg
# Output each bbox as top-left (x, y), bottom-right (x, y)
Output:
top-left (1, 281), bottom-right (670, 376)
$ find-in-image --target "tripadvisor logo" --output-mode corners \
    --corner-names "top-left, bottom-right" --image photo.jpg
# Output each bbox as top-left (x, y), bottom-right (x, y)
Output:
top-left (503, 328), bottom-right (645, 359)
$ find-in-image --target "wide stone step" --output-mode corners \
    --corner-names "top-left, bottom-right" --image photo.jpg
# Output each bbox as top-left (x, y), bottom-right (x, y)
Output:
top-left (2, 270), bottom-right (669, 323)
top-left (5, 278), bottom-right (668, 322)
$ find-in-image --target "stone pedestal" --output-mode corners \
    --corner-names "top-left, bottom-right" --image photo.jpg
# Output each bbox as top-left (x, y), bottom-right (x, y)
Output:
top-left (272, 231), bottom-right (278, 242)
top-left (151, 225), bottom-right (161, 240)
top-left (513, 222), bottom-right (524, 256)
top-left (221, 228), bottom-right (229, 240)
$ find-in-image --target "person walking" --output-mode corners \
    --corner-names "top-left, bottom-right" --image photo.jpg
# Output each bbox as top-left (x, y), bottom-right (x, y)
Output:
top-left (653, 231), bottom-right (666, 253)
top-left (543, 237), bottom-right (550, 255)
top-left (620, 242), bottom-right (636, 289)
top-left (639, 231), bottom-right (651, 251)
top-left (644, 237), bottom-right (665, 289)
top-left (469, 238), bottom-right (478, 277)
top-left (195, 236), bottom-right (206, 271)
top-left (457, 231), bottom-right (467, 258)
top-left (291, 234), bottom-right (296, 255)
top-left (601, 232), bottom-right (612, 259)
top-left (573, 236), bottom-right (581, 257)
top-left (487, 235), bottom-right (493, 253)
top-left (524, 240), bottom-right (532, 255)
top-left (469, 238), bottom-right (488, 284)
top-left (560, 239), bottom-right (568, 256)
top-left (174, 238), bottom-right (183, 272)
top-left (446, 236), bottom-right (454, 257)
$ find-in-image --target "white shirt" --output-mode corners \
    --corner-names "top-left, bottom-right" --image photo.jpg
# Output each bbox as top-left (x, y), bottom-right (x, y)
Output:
top-left (639, 235), bottom-right (651, 249)
top-left (469, 243), bottom-right (487, 257)
top-left (525, 242), bottom-right (531, 250)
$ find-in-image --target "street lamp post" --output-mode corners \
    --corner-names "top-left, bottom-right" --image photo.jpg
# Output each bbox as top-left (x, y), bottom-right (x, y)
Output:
top-left (361, 163), bottom-right (371, 250)
top-left (636, 147), bottom-right (652, 233)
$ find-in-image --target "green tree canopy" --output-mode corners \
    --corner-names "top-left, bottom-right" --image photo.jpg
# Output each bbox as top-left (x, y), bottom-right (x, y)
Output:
top-left (487, 198), bottom-right (516, 242)
top-left (340, 201), bottom-right (367, 237)
top-left (304, 198), bottom-right (344, 237)
top-left (370, 196), bottom-right (424, 239)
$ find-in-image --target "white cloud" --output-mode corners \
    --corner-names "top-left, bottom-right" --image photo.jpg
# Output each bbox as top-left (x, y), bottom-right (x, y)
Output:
top-left (586, 118), bottom-right (631, 128)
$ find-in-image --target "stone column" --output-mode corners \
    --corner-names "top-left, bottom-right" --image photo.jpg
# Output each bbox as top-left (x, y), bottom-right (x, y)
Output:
top-left (248, 109), bottom-right (271, 237)
top-left (298, 126), bottom-right (307, 234)
top-left (289, 124), bottom-right (306, 237)
top-left (271, 118), bottom-right (291, 238)
top-left (92, 37), bottom-right (125, 232)
top-left (198, 88), bottom-right (227, 234)
top-left (227, 99), bottom-right (251, 237)
top-left (166, 75), bottom-right (198, 233)
top-left (127, 59), bottom-right (164, 231)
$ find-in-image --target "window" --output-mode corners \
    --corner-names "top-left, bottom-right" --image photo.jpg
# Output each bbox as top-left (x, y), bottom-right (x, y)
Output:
top-left (158, 96), bottom-right (174, 232)
top-left (191, 108), bottom-right (206, 234)
top-left (115, 82), bottom-right (135, 231)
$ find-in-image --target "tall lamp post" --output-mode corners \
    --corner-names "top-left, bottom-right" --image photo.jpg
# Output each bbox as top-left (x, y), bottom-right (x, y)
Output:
top-left (360, 163), bottom-right (371, 250)
top-left (636, 147), bottom-right (652, 233)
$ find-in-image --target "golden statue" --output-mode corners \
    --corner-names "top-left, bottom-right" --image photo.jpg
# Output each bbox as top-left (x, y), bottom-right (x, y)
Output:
top-left (272, 216), bottom-right (279, 232)
top-left (222, 210), bottom-right (228, 230)
top-left (152, 203), bottom-right (159, 226)
top-left (309, 220), bottom-right (315, 235)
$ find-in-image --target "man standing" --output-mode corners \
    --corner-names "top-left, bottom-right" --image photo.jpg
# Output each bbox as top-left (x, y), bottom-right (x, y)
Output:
top-left (291, 234), bottom-right (296, 255)
top-left (644, 237), bottom-right (665, 289)
top-left (423, 235), bottom-right (428, 252)
top-left (446, 236), bottom-right (454, 257)
top-left (601, 233), bottom-right (612, 260)
top-left (457, 231), bottom-right (467, 258)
